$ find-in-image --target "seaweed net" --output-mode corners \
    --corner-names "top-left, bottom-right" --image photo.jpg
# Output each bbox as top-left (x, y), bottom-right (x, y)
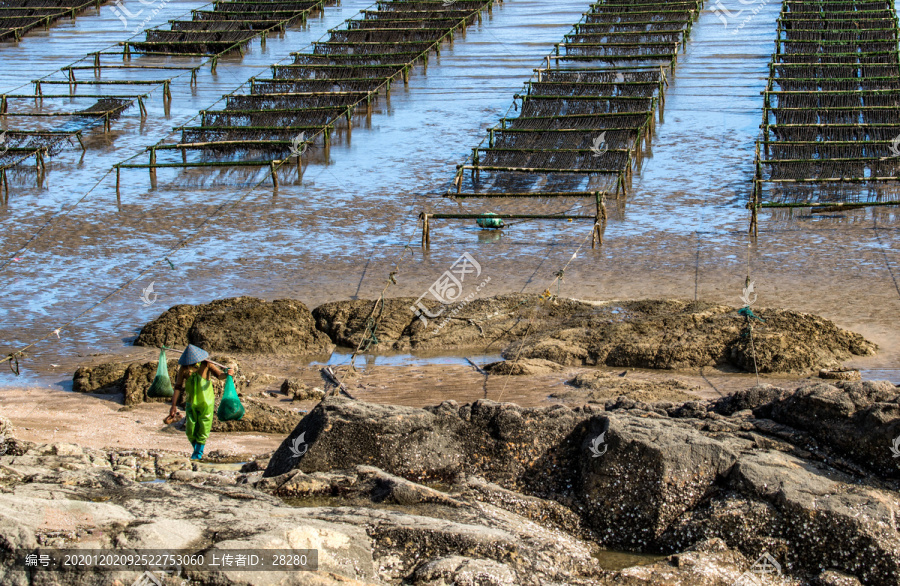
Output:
top-left (252, 79), bottom-right (384, 92)
top-left (769, 124), bottom-right (900, 141)
top-left (539, 70), bottom-right (662, 83)
top-left (773, 92), bottom-right (900, 108)
top-left (227, 93), bottom-right (366, 110)
top-left (130, 0), bottom-right (326, 55)
top-left (584, 12), bottom-right (695, 25)
top-left (273, 64), bottom-right (404, 79)
top-left (312, 41), bottom-right (435, 55)
top-left (756, 0), bottom-right (900, 203)
top-left (565, 32), bottom-right (684, 44)
top-left (327, 28), bottom-right (447, 43)
top-left (350, 17), bottom-right (460, 29)
top-left (449, 0), bottom-right (692, 197)
top-left (504, 112), bottom-right (652, 130)
top-left (575, 22), bottom-right (689, 34)
top-left (292, 52), bottom-right (423, 66)
top-left (520, 97), bottom-right (654, 116)
top-left (529, 81), bottom-right (660, 98)
top-left (0, 0), bottom-right (105, 42)
top-left (477, 150), bottom-right (630, 170)
top-left (490, 129), bottom-right (639, 150)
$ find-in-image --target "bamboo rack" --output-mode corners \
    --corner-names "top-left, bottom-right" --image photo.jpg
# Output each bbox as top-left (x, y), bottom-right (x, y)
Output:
top-left (424, 0), bottom-right (697, 248)
top-left (119, 0), bottom-right (503, 187)
top-left (0, 0), bottom-right (106, 43)
top-left (0, 0), bottom-right (339, 193)
top-left (750, 0), bottom-right (900, 232)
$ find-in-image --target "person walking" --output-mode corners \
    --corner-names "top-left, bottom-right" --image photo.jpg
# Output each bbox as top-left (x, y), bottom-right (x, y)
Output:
top-left (168, 344), bottom-right (232, 461)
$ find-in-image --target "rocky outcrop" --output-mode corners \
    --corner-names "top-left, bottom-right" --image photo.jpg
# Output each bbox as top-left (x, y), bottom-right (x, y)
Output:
top-left (764, 380), bottom-right (900, 477)
top-left (503, 300), bottom-right (876, 374)
top-left (210, 398), bottom-right (303, 435)
top-left (135, 296), bottom-right (333, 355)
top-left (72, 359), bottom-right (180, 405)
top-left (72, 362), bottom-right (130, 394)
top-left (282, 378), bottom-right (326, 401)
top-left (264, 379), bottom-right (900, 585)
top-left (312, 296), bottom-right (875, 374)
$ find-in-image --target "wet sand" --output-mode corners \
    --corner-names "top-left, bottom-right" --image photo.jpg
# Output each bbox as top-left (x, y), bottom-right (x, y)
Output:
top-left (1, 350), bottom-right (822, 458)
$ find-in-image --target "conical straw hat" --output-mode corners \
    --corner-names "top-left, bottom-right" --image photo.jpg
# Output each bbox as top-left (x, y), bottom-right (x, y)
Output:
top-left (178, 344), bottom-right (209, 366)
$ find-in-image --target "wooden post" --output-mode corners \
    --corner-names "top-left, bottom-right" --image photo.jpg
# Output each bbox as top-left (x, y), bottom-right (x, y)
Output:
top-left (115, 167), bottom-right (120, 196)
top-left (592, 220), bottom-right (602, 248)
top-left (1, 169), bottom-right (6, 204)
top-left (1, 95), bottom-right (6, 114)
top-left (421, 213), bottom-right (430, 248)
top-left (270, 161), bottom-right (279, 190)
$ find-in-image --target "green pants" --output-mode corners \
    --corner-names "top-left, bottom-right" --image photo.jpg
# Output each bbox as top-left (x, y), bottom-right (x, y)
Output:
top-left (185, 401), bottom-right (214, 446)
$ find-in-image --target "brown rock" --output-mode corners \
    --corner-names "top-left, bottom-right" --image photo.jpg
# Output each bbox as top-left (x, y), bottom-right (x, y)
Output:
top-left (135, 297), bottom-right (332, 355)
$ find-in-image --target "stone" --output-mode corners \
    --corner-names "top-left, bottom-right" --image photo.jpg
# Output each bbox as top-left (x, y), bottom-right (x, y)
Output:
top-left (135, 297), bottom-right (333, 355)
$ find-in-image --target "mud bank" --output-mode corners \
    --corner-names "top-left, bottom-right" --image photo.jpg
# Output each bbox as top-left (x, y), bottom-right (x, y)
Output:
top-left (133, 295), bottom-right (876, 376)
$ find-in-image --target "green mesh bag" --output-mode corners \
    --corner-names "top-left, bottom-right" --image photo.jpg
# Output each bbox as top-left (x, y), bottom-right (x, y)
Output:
top-left (217, 375), bottom-right (245, 421)
top-left (147, 347), bottom-right (174, 398)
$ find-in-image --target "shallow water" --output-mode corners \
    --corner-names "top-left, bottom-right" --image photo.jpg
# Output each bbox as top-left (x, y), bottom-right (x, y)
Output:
top-left (1, 0), bottom-right (899, 388)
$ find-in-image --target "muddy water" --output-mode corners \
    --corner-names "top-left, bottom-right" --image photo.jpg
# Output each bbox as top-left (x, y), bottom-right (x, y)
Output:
top-left (1, 0), bottom-right (899, 391)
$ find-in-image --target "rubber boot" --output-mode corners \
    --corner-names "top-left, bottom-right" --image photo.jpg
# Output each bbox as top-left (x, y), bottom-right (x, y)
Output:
top-left (190, 443), bottom-right (200, 460)
top-left (196, 444), bottom-right (205, 461)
